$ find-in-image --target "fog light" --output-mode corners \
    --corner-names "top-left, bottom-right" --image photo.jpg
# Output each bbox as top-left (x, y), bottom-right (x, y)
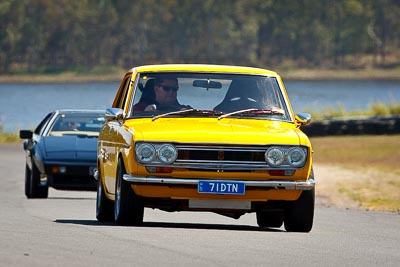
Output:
top-left (268, 170), bottom-right (295, 176)
top-left (51, 166), bottom-right (59, 173)
top-left (146, 166), bottom-right (157, 173)
top-left (156, 167), bottom-right (173, 173)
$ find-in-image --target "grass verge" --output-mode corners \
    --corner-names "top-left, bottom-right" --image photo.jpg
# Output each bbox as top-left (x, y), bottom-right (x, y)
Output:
top-left (305, 102), bottom-right (400, 120)
top-left (1, 68), bottom-right (400, 83)
top-left (0, 126), bottom-right (20, 143)
top-left (311, 135), bottom-right (400, 212)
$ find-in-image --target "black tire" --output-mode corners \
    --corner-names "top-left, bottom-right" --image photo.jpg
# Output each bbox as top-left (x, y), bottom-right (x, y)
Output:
top-left (114, 158), bottom-right (144, 226)
top-left (25, 161), bottom-right (48, 199)
top-left (256, 210), bottom-right (284, 228)
top-left (284, 188), bottom-right (315, 232)
top-left (25, 164), bottom-right (31, 197)
top-left (96, 167), bottom-right (114, 222)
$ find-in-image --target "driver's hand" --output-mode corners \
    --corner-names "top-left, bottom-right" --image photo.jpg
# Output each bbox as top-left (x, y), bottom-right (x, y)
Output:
top-left (144, 104), bottom-right (156, 111)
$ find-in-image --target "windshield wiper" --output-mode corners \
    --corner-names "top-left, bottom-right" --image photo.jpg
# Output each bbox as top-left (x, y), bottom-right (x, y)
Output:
top-left (152, 109), bottom-right (195, 121)
top-left (152, 109), bottom-right (225, 121)
top-left (217, 108), bottom-right (285, 120)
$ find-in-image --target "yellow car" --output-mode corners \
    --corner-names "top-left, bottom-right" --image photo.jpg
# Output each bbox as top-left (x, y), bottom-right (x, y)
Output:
top-left (96, 64), bottom-right (315, 232)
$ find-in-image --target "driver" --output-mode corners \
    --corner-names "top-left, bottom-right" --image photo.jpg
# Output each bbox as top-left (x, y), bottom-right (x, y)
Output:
top-left (144, 77), bottom-right (191, 111)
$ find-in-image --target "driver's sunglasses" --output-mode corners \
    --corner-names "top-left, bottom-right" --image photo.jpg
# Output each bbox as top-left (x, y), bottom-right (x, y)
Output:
top-left (160, 85), bottom-right (179, 92)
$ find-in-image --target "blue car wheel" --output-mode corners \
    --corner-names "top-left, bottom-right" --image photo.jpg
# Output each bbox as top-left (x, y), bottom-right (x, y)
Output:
top-left (25, 160), bottom-right (48, 199)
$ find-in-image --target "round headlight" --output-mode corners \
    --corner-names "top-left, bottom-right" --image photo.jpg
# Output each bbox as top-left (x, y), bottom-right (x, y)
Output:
top-left (265, 147), bottom-right (284, 167)
top-left (135, 143), bottom-right (156, 163)
top-left (158, 144), bottom-right (177, 164)
top-left (287, 147), bottom-right (307, 167)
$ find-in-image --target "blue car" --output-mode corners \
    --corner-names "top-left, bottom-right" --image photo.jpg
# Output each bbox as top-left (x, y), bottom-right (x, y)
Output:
top-left (19, 110), bottom-right (106, 198)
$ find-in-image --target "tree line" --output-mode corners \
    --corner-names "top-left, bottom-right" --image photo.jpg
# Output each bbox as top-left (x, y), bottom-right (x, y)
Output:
top-left (0, 0), bottom-right (399, 74)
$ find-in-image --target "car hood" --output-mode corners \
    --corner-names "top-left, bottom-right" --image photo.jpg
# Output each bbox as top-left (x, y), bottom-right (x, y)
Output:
top-left (41, 135), bottom-right (98, 161)
top-left (127, 118), bottom-right (308, 146)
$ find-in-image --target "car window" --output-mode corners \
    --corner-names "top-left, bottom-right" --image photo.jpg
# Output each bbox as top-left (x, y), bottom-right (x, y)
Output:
top-left (34, 112), bottom-right (54, 135)
top-left (114, 77), bottom-right (131, 110)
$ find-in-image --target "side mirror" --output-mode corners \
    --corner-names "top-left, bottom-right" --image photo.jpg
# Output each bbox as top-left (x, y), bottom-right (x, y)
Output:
top-left (105, 108), bottom-right (124, 120)
top-left (19, 130), bottom-right (33, 139)
top-left (295, 113), bottom-right (312, 126)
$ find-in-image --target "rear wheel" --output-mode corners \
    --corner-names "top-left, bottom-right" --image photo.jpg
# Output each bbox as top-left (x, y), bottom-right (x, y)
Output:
top-left (96, 167), bottom-right (114, 222)
top-left (25, 161), bottom-right (48, 199)
top-left (114, 158), bottom-right (144, 226)
top-left (256, 210), bottom-right (284, 228)
top-left (284, 188), bottom-right (315, 232)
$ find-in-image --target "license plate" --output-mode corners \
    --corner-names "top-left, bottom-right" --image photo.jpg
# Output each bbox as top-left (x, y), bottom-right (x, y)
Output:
top-left (189, 200), bottom-right (251, 210)
top-left (198, 180), bottom-right (245, 195)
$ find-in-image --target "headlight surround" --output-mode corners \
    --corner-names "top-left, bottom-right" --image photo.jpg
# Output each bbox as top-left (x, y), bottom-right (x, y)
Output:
top-left (265, 147), bottom-right (285, 167)
top-left (135, 142), bottom-right (178, 165)
top-left (158, 144), bottom-right (177, 164)
top-left (287, 147), bottom-right (307, 167)
top-left (135, 143), bottom-right (156, 163)
top-left (265, 146), bottom-right (308, 168)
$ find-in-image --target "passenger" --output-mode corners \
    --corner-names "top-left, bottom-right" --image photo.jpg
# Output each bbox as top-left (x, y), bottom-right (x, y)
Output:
top-left (214, 79), bottom-right (262, 113)
top-left (59, 121), bottom-right (78, 131)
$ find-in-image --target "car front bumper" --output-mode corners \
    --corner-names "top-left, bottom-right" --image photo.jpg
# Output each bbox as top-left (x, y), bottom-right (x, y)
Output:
top-left (123, 175), bottom-right (315, 190)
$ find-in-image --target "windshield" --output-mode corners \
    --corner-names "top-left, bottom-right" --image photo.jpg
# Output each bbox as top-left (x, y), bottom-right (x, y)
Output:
top-left (47, 113), bottom-right (106, 136)
top-left (129, 72), bottom-right (291, 121)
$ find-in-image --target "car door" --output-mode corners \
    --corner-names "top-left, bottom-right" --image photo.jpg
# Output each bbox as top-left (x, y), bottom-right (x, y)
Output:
top-left (101, 73), bottom-right (135, 195)
top-left (29, 112), bottom-right (55, 172)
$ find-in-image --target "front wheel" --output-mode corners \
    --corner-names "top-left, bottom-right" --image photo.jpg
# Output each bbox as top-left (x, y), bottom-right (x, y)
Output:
top-left (256, 210), bottom-right (284, 228)
top-left (114, 158), bottom-right (144, 226)
top-left (25, 164), bottom-right (32, 197)
top-left (96, 167), bottom-right (114, 222)
top-left (25, 161), bottom-right (48, 199)
top-left (284, 188), bottom-right (315, 232)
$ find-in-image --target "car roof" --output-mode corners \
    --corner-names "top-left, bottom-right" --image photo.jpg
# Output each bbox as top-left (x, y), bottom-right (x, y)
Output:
top-left (129, 64), bottom-right (279, 76)
top-left (54, 109), bottom-right (105, 115)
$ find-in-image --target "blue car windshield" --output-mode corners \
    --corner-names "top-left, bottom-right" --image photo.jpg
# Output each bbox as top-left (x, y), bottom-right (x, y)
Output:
top-left (48, 113), bottom-right (106, 136)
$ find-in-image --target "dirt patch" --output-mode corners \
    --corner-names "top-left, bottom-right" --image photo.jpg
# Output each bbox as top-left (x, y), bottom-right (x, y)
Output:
top-left (314, 164), bottom-right (400, 212)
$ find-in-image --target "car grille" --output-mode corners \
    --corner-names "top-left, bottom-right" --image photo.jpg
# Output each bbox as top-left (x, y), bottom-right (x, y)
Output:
top-left (168, 144), bottom-right (291, 171)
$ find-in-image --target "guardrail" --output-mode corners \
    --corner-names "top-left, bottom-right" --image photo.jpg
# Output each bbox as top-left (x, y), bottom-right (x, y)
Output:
top-left (301, 115), bottom-right (400, 136)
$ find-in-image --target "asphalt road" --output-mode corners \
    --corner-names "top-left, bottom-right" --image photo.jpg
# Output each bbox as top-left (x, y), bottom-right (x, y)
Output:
top-left (1, 143), bottom-right (399, 267)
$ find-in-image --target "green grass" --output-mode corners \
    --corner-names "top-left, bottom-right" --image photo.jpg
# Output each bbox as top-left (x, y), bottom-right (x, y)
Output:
top-left (311, 135), bottom-right (400, 175)
top-left (337, 183), bottom-right (400, 212)
top-left (0, 67), bottom-right (125, 83)
top-left (0, 126), bottom-right (20, 143)
top-left (305, 102), bottom-right (400, 120)
top-left (1, 67), bottom-right (400, 83)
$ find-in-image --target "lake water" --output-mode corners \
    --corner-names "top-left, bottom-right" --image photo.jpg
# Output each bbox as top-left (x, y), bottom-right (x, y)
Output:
top-left (0, 80), bottom-right (399, 133)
